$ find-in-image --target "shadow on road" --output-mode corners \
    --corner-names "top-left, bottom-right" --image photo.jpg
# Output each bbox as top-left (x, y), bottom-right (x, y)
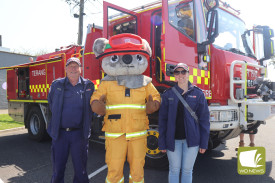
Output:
top-left (194, 144), bottom-right (274, 183)
top-left (0, 132), bottom-right (107, 183)
top-left (0, 133), bottom-right (52, 183)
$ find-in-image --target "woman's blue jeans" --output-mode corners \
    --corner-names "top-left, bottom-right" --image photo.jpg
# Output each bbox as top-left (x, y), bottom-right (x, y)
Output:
top-left (167, 139), bottom-right (199, 183)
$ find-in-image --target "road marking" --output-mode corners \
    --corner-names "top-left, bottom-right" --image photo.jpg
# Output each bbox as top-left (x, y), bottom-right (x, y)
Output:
top-left (88, 164), bottom-right (108, 179)
top-left (0, 178), bottom-right (4, 183)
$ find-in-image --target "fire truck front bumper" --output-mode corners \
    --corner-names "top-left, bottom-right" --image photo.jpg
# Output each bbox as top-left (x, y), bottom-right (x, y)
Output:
top-left (209, 106), bottom-right (239, 131)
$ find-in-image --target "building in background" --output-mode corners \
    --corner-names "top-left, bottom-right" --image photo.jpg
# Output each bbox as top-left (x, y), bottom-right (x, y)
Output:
top-left (0, 50), bottom-right (36, 109)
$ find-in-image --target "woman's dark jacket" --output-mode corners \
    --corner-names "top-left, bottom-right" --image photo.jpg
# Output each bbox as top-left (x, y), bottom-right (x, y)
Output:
top-left (158, 83), bottom-right (210, 151)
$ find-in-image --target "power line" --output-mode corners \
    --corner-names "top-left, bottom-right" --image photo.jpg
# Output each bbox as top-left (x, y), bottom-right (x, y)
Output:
top-left (95, 0), bottom-right (102, 6)
top-left (88, 0), bottom-right (102, 9)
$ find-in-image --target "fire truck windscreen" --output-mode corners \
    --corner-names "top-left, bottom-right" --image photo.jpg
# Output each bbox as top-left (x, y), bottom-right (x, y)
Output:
top-left (213, 8), bottom-right (254, 56)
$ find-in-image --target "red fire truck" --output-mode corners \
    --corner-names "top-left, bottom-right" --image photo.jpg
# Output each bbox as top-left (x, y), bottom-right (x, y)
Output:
top-left (1, 0), bottom-right (275, 168)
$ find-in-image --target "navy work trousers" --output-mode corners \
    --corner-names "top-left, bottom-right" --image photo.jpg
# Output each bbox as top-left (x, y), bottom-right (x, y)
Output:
top-left (51, 129), bottom-right (89, 183)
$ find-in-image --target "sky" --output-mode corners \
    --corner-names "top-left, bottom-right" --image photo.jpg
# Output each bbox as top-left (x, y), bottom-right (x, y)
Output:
top-left (0, 0), bottom-right (154, 54)
top-left (0, 0), bottom-right (275, 56)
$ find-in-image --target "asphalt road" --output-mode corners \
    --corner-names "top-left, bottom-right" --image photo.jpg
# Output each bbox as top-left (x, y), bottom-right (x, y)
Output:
top-left (0, 117), bottom-right (275, 183)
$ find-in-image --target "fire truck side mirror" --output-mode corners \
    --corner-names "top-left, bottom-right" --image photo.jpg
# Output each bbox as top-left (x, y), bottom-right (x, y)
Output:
top-left (206, 9), bottom-right (219, 44)
top-left (254, 25), bottom-right (275, 63)
top-left (197, 9), bottom-right (219, 54)
top-left (262, 27), bottom-right (274, 59)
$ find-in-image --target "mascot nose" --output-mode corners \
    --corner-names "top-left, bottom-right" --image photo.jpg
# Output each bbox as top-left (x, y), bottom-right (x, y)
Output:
top-left (122, 54), bottom-right (133, 64)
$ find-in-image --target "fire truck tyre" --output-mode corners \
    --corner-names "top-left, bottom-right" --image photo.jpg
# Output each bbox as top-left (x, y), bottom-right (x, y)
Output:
top-left (145, 154), bottom-right (169, 170)
top-left (27, 107), bottom-right (47, 142)
top-left (144, 120), bottom-right (169, 170)
top-left (90, 114), bottom-right (104, 139)
top-left (212, 140), bottom-right (222, 149)
top-left (208, 138), bottom-right (222, 150)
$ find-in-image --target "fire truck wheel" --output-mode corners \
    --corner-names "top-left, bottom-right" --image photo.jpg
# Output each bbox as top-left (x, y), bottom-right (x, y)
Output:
top-left (145, 112), bottom-right (169, 170)
top-left (26, 106), bottom-right (47, 142)
top-left (210, 140), bottom-right (222, 149)
top-left (145, 124), bottom-right (169, 170)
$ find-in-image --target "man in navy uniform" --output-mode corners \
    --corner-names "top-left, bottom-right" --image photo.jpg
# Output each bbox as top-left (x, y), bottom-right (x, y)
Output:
top-left (47, 57), bottom-right (94, 183)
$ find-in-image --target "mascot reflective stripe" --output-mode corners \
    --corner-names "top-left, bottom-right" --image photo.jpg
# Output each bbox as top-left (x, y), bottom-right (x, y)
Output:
top-left (105, 130), bottom-right (147, 139)
top-left (126, 130), bottom-right (147, 138)
top-left (106, 104), bottom-right (146, 110)
top-left (106, 177), bottom-right (124, 183)
top-left (129, 175), bottom-right (144, 183)
top-left (105, 132), bottom-right (124, 138)
top-left (91, 33), bottom-right (160, 183)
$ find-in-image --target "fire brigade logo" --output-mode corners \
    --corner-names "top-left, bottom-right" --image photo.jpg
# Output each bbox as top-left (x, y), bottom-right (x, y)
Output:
top-left (31, 69), bottom-right (46, 76)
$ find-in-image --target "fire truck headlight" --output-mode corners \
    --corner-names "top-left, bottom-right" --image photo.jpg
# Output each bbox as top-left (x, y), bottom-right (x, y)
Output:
top-left (210, 110), bottom-right (238, 122)
top-left (210, 111), bottom-right (219, 122)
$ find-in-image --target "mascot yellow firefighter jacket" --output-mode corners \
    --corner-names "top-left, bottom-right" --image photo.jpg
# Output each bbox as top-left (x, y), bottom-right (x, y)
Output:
top-left (91, 80), bottom-right (160, 139)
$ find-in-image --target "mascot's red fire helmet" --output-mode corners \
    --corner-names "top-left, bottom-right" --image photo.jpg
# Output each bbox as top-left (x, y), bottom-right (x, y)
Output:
top-left (96, 33), bottom-right (151, 61)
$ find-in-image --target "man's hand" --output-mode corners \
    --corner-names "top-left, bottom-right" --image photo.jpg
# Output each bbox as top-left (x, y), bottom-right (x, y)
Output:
top-left (91, 95), bottom-right (106, 116)
top-left (146, 95), bottom-right (160, 114)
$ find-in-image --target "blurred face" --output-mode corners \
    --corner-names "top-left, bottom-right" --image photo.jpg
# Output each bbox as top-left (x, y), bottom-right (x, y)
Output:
top-left (174, 68), bottom-right (189, 84)
top-left (65, 62), bottom-right (81, 81)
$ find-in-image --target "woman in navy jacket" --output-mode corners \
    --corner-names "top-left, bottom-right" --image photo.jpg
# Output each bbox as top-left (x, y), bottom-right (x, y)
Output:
top-left (158, 63), bottom-right (210, 183)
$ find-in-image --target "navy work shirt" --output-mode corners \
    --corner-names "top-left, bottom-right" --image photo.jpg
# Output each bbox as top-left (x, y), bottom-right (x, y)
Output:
top-left (60, 77), bottom-right (84, 128)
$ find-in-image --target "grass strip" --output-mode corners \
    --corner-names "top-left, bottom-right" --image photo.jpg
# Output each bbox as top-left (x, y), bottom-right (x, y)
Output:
top-left (0, 114), bottom-right (24, 130)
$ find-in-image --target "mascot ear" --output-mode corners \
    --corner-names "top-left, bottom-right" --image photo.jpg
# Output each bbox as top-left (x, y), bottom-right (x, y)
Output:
top-left (93, 38), bottom-right (109, 57)
top-left (142, 39), bottom-right (152, 57)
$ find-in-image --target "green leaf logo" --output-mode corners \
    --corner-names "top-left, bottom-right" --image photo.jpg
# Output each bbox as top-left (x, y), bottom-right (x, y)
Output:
top-left (238, 147), bottom-right (266, 175)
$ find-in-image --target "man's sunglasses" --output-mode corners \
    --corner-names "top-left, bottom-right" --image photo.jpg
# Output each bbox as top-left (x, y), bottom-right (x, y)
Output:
top-left (174, 70), bottom-right (188, 75)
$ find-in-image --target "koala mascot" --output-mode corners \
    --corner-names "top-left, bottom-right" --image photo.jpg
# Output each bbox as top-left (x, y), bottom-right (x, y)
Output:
top-left (90, 33), bottom-right (160, 183)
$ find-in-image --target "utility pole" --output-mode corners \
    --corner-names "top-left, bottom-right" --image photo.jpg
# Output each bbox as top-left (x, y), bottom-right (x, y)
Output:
top-left (78, 0), bottom-right (84, 45)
